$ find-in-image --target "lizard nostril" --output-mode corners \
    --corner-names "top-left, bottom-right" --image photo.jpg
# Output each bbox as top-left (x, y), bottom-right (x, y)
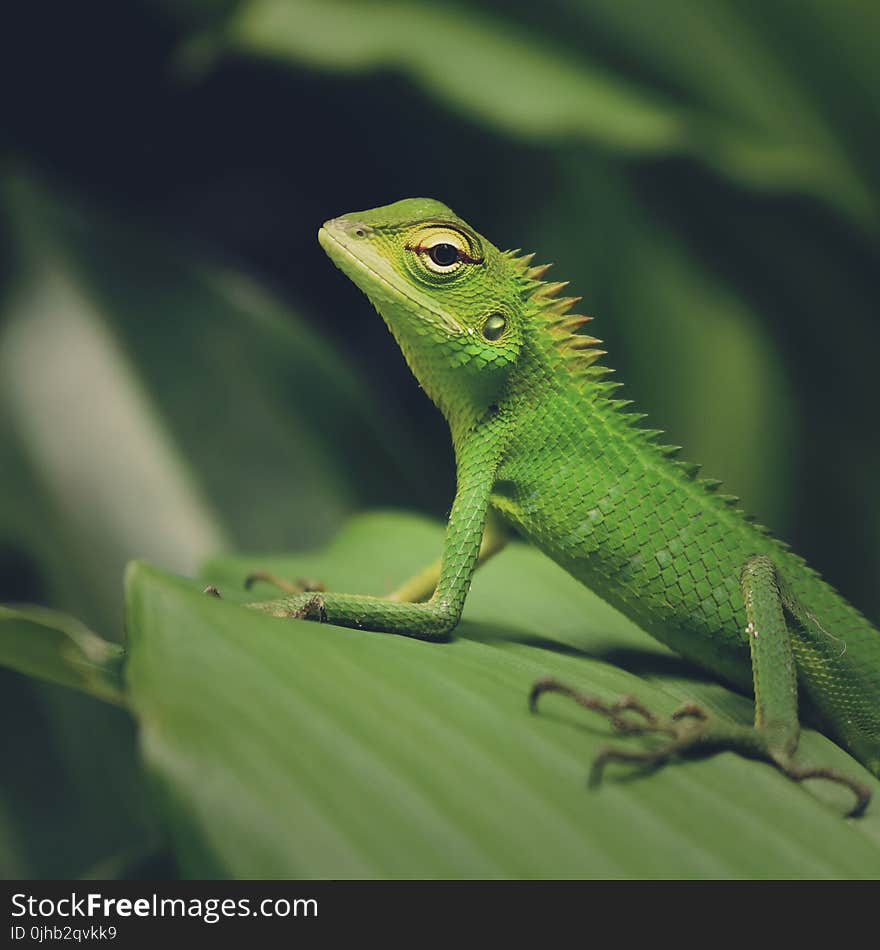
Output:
top-left (346, 221), bottom-right (371, 238)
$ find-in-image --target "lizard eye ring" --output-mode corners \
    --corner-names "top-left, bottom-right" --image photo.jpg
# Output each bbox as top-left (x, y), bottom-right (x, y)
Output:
top-left (407, 226), bottom-right (484, 275)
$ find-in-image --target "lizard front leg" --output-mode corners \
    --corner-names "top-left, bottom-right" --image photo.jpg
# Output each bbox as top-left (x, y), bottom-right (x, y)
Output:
top-left (244, 423), bottom-right (505, 641)
top-left (243, 508), bottom-right (510, 604)
top-left (531, 555), bottom-right (871, 817)
top-left (386, 508), bottom-right (510, 604)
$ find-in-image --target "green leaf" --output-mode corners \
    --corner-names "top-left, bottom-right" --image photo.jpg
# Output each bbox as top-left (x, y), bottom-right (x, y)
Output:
top-left (210, 0), bottom-right (878, 230)
top-left (125, 512), bottom-right (880, 878)
top-left (0, 605), bottom-right (124, 705)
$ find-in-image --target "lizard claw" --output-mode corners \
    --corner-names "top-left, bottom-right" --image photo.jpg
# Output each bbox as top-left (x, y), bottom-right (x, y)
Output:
top-left (530, 678), bottom-right (871, 817)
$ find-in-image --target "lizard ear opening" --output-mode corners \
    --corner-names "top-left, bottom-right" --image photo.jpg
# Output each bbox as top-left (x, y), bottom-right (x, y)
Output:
top-left (482, 313), bottom-right (507, 341)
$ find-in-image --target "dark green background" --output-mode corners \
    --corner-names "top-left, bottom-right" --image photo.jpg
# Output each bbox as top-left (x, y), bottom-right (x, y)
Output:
top-left (1, 0), bottom-right (878, 878)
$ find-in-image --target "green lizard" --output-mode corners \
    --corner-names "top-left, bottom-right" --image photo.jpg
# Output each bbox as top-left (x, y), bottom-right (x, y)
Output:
top-left (249, 198), bottom-right (879, 816)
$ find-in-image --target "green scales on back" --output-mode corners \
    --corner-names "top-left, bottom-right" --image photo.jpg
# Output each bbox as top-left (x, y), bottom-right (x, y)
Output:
top-left (248, 198), bottom-right (880, 815)
top-left (486, 245), bottom-right (880, 773)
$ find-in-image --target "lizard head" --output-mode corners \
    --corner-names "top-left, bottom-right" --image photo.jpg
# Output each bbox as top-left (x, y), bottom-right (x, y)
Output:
top-left (319, 198), bottom-right (527, 429)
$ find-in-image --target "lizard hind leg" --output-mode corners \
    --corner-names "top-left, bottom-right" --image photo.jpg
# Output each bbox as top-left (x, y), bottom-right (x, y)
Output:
top-left (243, 572), bottom-right (326, 595)
top-left (530, 555), bottom-right (871, 817)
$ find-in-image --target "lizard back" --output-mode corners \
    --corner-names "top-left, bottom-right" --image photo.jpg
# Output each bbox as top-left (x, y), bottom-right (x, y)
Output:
top-left (489, 273), bottom-right (880, 776)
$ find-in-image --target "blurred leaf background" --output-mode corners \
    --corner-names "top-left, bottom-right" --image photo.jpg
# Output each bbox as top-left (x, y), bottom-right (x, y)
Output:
top-left (1, 0), bottom-right (878, 878)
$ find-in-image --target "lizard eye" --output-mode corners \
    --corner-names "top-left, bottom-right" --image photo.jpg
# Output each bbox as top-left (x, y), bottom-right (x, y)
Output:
top-left (407, 226), bottom-right (483, 275)
top-left (428, 243), bottom-right (460, 268)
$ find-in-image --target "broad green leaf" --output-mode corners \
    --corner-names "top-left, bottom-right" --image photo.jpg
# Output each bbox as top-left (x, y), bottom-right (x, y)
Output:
top-left (125, 513), bottom-right (880, 878)
top-left (0, 605), bottom-right (124, 705)
top-left (212, 0), bottom-right (877, 229)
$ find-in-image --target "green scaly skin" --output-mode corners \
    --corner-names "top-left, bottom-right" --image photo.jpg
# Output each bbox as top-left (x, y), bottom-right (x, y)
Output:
top-left (248, 199), bottom-right (879, 814)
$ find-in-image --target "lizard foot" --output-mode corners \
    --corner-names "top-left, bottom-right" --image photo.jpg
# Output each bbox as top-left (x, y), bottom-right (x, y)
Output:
top-left (248, 592), bottom-right (328, 622)
top-left (529, 676), bottom-right (870, 817)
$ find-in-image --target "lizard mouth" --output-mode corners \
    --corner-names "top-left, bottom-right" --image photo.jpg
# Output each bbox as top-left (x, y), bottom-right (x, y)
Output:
top-left (318, 222), bottom-right (463, 335)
